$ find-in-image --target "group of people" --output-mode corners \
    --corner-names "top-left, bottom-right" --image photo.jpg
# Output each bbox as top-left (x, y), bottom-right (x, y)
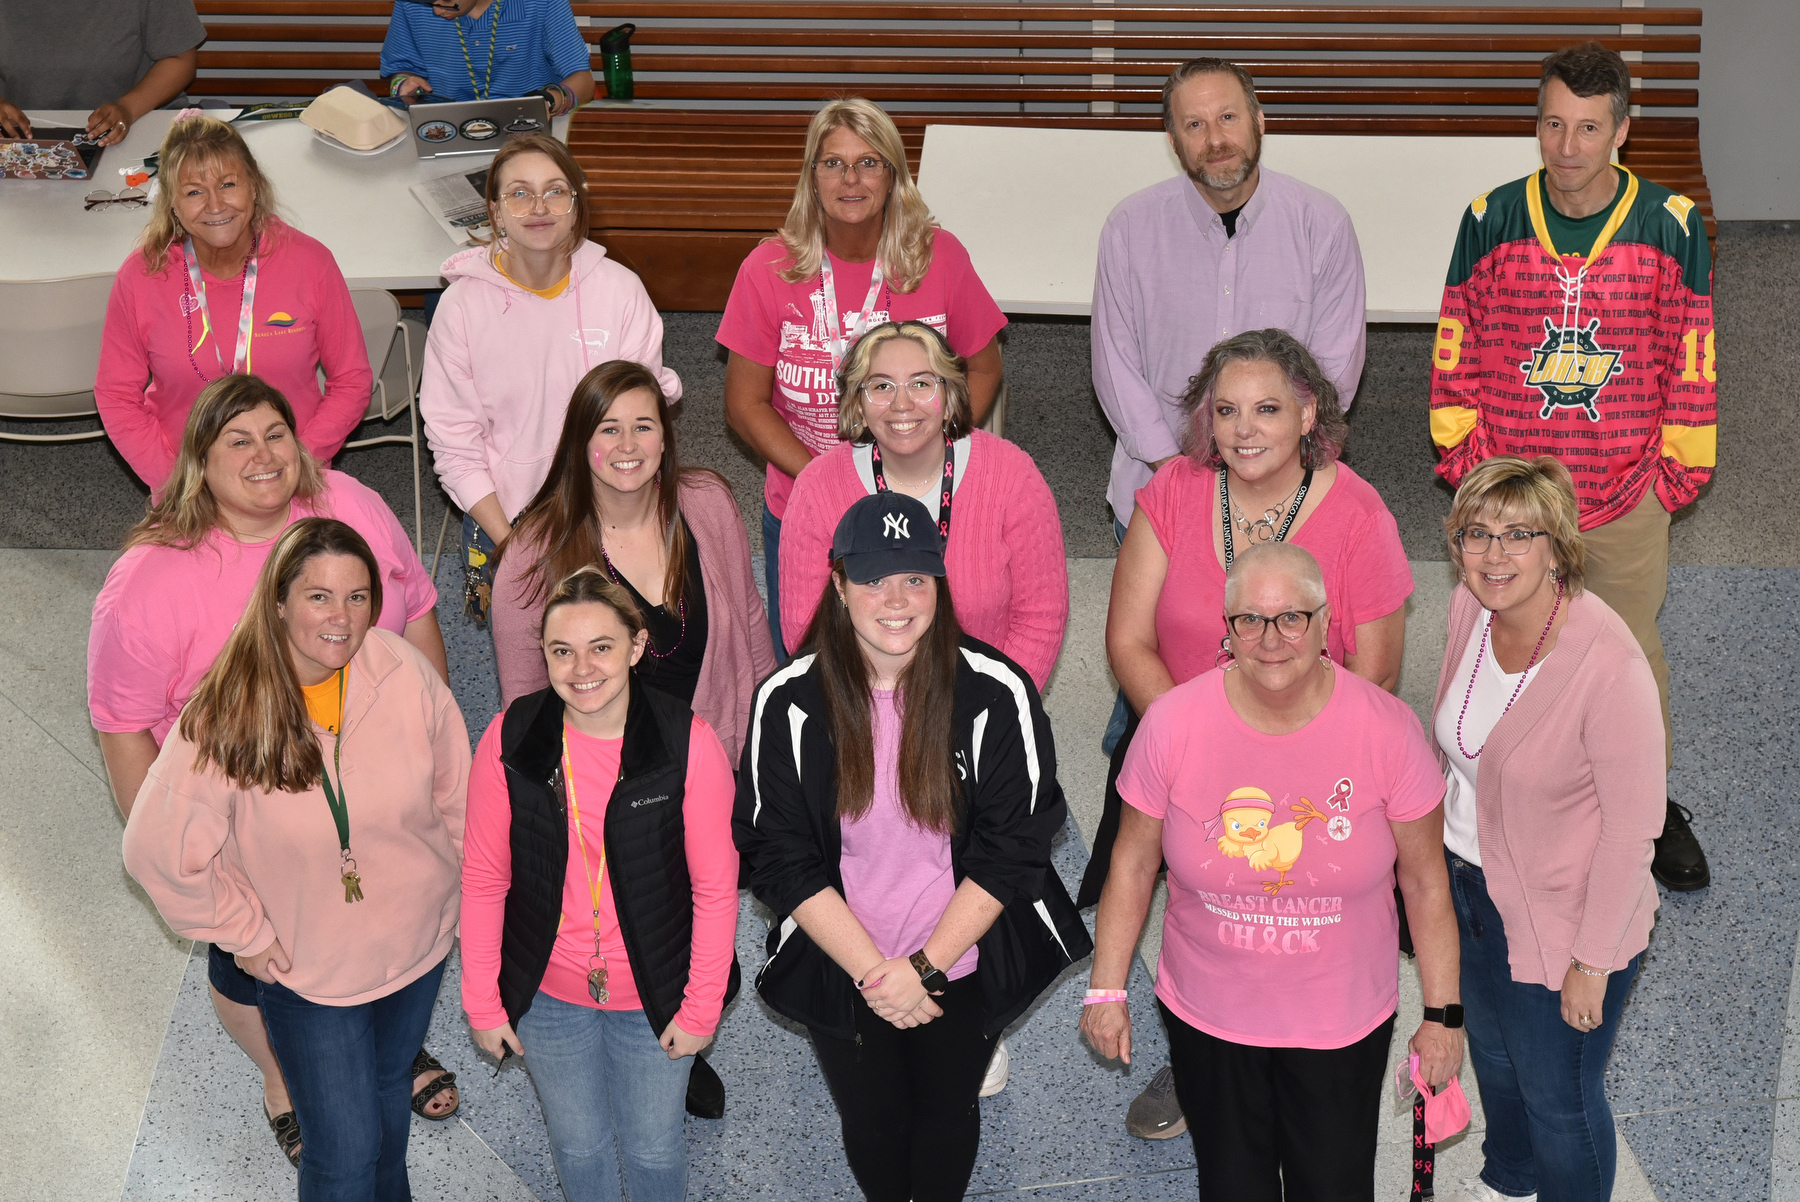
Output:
top-left (70, 25), bottom-right (1708, 1202)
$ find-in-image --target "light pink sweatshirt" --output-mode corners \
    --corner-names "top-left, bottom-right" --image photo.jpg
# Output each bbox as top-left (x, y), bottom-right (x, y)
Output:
top-left (123, 629), bottom-right (470, 1006)
top-left (1431, 585), bottom-right (1665, 986)
top-left (418, 241), bottom-right (682, 519)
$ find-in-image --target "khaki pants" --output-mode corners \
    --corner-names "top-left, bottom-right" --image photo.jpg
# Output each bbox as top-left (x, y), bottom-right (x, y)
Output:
top-left (1581, 491), bottom-right (1674, 769)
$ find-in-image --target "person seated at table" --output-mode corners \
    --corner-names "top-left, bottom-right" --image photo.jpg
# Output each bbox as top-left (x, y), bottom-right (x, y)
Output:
top-left (88, 374), bottom-right (456, 1167)
top-left (123, 517), bottom-right (470, 1202)
top-left (717, 96), bottom-right (1007, 659)
top-left (0, 0), bottom-right (205, 146)
top-left (421, 133), bottom-right (679, 629)
top-left (779, 320), bottom-right (1067, 692)
top-left (95, 116), bottom-right (372, 491)
top-left (1081, 542), bottom-right (1463, 1199)
top-left (381, 0), bottom-right (594, 116)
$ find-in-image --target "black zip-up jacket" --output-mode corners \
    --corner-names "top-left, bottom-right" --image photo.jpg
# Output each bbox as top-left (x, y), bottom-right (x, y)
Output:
top-left (732, 635), bottom-right (1092, 1040)
top-left (497, 674), bottom-right (740, 1034)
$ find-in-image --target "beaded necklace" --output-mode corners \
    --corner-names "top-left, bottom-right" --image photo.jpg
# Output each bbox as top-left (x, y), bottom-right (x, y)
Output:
top-left (1454, 577), bottom-right (1564, 759)
top-left (180, 233), bottom-right (258, 383)
top-left (598, 539), bottom-right (687, 658)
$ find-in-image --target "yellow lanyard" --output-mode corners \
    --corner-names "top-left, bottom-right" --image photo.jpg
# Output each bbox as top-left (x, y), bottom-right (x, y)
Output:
top-left (562, 726), bottom-right (612, 1003)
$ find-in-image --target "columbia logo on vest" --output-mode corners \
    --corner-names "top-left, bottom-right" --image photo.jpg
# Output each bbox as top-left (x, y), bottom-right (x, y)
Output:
top-left (631, 795), bottom-right (671, 808)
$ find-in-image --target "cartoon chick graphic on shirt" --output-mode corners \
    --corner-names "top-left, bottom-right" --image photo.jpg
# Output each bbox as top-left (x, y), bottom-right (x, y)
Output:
top-left (1211, 785), bottom-right (1335, 895)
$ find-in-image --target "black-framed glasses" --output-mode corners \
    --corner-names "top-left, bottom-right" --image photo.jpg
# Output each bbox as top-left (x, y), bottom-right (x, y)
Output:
top-left (814, 155), bottom-right (890, 179)
top-left (861, 375), bottom-right (942, 408)
top-left (499, 185), bottom-right (576, 216)
top-left (1455, 528), bottom-right (1548, 556)
top-left (1226, 609), bottom-right (1319, 640)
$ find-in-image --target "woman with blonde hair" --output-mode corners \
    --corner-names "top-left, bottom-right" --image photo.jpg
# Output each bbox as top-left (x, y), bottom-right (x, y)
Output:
top-left (717, 98), bottom-right (1007, 657)
top-left (96, 115), bottom-right (371, 489)
top-left (1430, 457), bottom-right (1663, 1202)
top-left (124, 517), bottom-right (470, 1199)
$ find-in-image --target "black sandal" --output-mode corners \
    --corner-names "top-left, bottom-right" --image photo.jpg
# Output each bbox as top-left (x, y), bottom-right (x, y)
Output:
top-left (410, 1048), bottom-right (460, 1120)
top-left (266, 1106), bottom-right (302, 1168)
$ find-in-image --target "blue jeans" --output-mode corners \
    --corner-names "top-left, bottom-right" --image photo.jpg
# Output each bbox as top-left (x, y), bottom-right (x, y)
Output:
top-left (516, 992), bottom-right (693, 1202)
top-left (1447, 850), bottom-right (1640, 1202)
top-left (1102, 514), bottom-right (1130, 756)
top-left (257, 958), bottom-right (448, 1202)
top-left (762, 503), bottom-right (788, 662)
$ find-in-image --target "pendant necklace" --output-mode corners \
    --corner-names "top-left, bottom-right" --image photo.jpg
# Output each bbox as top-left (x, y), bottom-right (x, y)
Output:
top-left (563, 726), bottom-right (613, 1004)
top-left (318, 667), bottom-right (364, 903)
top-left (1219, 467), bottom-right (1312, 569)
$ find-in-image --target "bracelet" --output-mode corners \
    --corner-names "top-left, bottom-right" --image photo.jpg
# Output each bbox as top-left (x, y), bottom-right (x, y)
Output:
top-left (389, 74), bottom-right (412, 98)
top-left (1570, 958), bottom-right (1610, 978)
top-left (1083, 989), bottom-right (1127, 1006)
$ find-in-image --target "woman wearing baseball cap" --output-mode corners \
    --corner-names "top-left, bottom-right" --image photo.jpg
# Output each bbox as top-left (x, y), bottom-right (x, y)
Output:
top-left (733, 493), bottom-right (1090, 1202)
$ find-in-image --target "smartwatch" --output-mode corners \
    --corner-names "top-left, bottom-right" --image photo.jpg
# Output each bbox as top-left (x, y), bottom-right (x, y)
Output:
top-left (1422, 1004), bottom-right (1465, 1029)
top-left (909, 950), bottom-right (950, 994)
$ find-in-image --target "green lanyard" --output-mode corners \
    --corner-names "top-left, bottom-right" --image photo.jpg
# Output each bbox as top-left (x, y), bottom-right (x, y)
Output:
top-left (319, 668), bottom-right (364, 903)
top-left (455, 0), bottom-right (503, 101)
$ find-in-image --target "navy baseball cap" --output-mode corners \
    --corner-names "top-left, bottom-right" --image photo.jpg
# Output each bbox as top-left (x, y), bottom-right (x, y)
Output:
top-left (830, 493), bottom-right (945, 584)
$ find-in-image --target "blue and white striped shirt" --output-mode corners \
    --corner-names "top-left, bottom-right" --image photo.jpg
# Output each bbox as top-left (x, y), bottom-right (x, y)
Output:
top-left (380, 0), bottom-right (591, 101)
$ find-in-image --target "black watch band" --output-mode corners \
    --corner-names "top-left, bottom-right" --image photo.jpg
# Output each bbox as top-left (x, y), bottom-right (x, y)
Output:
top-left (910, 950), bottom-right (950, 993)
top-left (1422, 1004), bottom-right (1465, 1029)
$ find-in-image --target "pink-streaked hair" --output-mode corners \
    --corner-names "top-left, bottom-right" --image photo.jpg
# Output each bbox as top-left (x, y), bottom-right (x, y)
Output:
top-left (1180, 328), bottom-right (1348, 472)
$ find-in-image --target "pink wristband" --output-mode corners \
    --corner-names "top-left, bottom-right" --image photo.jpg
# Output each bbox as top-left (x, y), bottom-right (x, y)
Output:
top-left (1083, 989), bottom-right (1127, 1006)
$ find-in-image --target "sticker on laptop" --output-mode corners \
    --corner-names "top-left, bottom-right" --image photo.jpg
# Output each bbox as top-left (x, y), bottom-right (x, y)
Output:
top-left (459, 119), bottom-right (499, 141)
top-left (504, 117), bottom-right (543, 134)
top-left (416, 120), bottom-right (457, 143)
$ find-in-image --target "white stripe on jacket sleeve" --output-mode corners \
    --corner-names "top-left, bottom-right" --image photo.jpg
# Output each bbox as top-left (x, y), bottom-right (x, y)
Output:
top-left (748, 653), bottom-right (816, 825)
top-left (958, 646), bottom-right (1041, 814)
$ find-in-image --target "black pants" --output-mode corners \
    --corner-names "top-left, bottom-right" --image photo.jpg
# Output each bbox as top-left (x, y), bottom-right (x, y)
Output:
top-left (811, 973), bottom-right (992, 1202)
top-left (1160, 1001), bottom-right (1394, 1202)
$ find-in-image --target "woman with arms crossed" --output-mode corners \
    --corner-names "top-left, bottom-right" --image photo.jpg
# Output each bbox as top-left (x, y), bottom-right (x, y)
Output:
top-left (461, 567), bottom-right (740, 1202)
top-left (124, 518), bottom-right (469, 1201)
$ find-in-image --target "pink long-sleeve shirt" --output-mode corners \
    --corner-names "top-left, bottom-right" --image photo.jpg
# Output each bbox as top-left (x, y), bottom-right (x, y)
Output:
top-left (459, 709), bottom-right (740, 1036)
top-left (122, 629), bottom-right (469, 1006)
top-left (778, 429), bottom-right (1069, 689)
top-left (95, 219), bottom-right (374, 489)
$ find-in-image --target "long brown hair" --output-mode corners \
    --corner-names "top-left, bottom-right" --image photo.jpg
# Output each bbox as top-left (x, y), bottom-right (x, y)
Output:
top-left (125, 374), bottom-right (326, 551)
top-left (500, 360), bottom-right (719, 614)
top-left (178, 518), bottom-right (385, 793)
top-left (138, 116), bottom-right (281, 276)
top-left (798, 563), bottom-right (964, 834)
top-left (478, 133), bottom-right (592, 262)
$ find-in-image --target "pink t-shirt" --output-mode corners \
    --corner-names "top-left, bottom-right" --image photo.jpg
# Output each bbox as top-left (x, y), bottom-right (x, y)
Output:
top-left (839, 689), bottom-right (977, 980)
top-left (715, 230), bottom-right (1007, 518)
top-left (1135, 459), bottom-right (1412, 685)
top-left (87, 471), bottom-right (437, 744)
top-left (1118, 668), bottom-right (1444, 1049)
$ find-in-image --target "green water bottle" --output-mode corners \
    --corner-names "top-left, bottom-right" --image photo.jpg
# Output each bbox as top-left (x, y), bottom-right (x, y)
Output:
top-left (601, 24), bottom-right (637, 101)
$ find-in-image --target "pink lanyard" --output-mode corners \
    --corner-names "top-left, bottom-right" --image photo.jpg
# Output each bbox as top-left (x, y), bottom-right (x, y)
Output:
top-left (182, 235), bottom-right (259, 377)
top-left (818, 251), bottom-right (885, 378)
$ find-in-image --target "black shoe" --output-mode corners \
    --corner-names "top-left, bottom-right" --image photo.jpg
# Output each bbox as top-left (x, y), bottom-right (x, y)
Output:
top-left (1652, 801), bottom-right (1710, 891)
top-left (685, 1054), bottom-right (725, 1119)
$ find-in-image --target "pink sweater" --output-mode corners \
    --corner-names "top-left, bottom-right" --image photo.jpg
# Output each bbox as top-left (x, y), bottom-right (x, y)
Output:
top-left (96, 219), bottom-right (373, 489)
top-left (778, 429), bottom-right (1069, 689)
top-left (1431, 585), bottom-right (1665, 986)
top-left (122, 629), bottom-right (470, 1006)
top-left (489, 472), bottom-right (777, 763)
top-left (459, 710), bottom-right (741, 1035)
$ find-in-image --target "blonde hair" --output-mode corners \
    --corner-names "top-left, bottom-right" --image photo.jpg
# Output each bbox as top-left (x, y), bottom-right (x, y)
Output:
top-left (835, 321), bottom-right (973, 443)
top-left (773, 99), bottom-right (937, 294)
top-left (138, 117), bottom-right (280, 275)
top-left (540, 565), bottom-right (645, 641)
top-left (1445, 455), bottom-right (1586, 593)
top-left (125, 375), bottom-right (326, 551)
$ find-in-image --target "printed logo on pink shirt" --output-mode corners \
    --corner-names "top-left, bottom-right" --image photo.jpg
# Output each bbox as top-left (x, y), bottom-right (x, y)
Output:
top-left (1195, 780), bottom-right (1357, 956)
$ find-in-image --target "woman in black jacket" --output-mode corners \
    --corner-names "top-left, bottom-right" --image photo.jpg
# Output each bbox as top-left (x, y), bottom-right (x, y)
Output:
top-left (734, 492), bottom-right (1091, 1202)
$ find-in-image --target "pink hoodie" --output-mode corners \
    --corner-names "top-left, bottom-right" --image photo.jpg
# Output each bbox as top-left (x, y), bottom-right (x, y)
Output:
top-left (419, 242), bottom-right (682, 519)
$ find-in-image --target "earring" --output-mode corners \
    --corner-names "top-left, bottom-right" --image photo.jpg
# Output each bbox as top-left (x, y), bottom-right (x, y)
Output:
top-left (1215, 640), bottom-right (1236, 671)
top-left (497, 225), bottom-right (510, 252)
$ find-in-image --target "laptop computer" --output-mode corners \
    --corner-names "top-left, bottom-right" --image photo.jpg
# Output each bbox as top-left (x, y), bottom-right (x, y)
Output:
top-left (408, 95), bottom-right (551, 159)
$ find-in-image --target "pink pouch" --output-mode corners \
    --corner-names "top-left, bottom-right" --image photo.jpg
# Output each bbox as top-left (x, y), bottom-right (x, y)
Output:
top-left (1408, 1053), bottom-right (1473, 1144)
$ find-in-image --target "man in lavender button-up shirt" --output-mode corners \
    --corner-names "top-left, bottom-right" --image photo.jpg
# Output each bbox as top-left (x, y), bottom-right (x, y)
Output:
top-left (1092, 58), bottom-right (1368, 528)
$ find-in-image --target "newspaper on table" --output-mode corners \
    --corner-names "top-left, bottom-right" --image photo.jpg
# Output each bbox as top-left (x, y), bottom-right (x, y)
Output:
top-left (410, 167), bottom-right (491, 247)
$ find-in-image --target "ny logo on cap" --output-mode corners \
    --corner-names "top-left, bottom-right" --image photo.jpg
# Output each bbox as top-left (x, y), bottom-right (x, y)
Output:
top-left (883, 512), bottom-right (910, 539)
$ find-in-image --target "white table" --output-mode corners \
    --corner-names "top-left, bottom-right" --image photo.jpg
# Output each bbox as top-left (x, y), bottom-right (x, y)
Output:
top-left (916, 126), bottom-right (1546, 322)
top-left (3, 109), bottom-right (568, 288)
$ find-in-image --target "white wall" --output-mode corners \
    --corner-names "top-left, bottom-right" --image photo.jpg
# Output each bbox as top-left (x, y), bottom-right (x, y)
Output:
top-left (1671, 0), bottom-right (1800, 219)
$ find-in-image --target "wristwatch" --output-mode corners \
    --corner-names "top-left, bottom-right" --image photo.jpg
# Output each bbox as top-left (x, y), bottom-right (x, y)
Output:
top-left (1422, 1004), bottom-right (1465, 1029)
top-left (909, 950), bottom-right (950, 994)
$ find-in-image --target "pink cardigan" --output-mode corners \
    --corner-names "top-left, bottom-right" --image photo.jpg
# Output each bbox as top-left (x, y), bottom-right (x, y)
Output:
top-left (1432, 585), bottom-right (1664, 986)
top-left (123, 629), bottom-right (470, 1006)
top-left (490, 472), bottom-right (776, 764)
top-left (778, 429), bottom-right (1070, 689)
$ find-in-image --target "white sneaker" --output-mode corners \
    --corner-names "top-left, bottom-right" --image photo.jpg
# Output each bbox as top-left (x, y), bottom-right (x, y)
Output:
top-left (1437, 1178), bottom-right (1536, 1202)
top-left (979, 1038), bottom-right (1010, 1097)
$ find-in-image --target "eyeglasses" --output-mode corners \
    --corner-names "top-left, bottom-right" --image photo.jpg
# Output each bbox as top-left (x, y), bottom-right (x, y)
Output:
top-left (1226, 609), bottom-right (1319, 640)
top-left (1455, 529), bottom-right (1548, 556)
top-left (814, 156), bottom-right (890, 180)
top-left (498, 185), bottom-right (576, 216)
top-left (861, 376), bottom-right (942, 408)
top-left (85, 187), bottom-right (147, 210)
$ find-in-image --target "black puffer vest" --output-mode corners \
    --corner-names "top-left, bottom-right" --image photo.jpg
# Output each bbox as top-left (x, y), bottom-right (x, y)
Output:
top-left (496, 673), bottom-right (740, 1034)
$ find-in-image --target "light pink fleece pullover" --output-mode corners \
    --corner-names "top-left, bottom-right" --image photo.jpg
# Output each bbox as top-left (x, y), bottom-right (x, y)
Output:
top-left (419, 241), bottom-right (682, 519)
top-left (123, 629), bottom-right (470, 1006)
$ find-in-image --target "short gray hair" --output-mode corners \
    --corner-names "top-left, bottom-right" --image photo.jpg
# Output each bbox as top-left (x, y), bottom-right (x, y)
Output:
top-left (1224, 542), bottom-right (1327, 613)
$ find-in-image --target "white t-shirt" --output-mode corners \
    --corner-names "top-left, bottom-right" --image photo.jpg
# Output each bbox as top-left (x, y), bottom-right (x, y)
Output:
top-left (1433, 612), bottom-right (1549, 866)
top-left (850, 435), bottom-right (970, 517)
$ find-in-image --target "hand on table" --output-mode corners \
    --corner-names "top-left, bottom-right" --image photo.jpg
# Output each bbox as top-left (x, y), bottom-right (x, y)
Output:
top-left (86, 103), bottom-right (133, 147)
top-left (234, 938), bottom-right (291, 984)
top-left (1079, 999), bottom-right (1133, 1065)
top-left (0, 99), bottom-right (29, 138)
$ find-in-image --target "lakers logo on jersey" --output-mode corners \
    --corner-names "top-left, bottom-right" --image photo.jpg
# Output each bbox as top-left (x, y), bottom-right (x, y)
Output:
top-left (1519, 317), bottom-right (1622, 422)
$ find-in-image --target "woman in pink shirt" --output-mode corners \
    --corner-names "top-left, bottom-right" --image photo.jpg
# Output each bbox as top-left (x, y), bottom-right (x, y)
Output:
top-left (124, 518), bottom-right (470, 1200)
top-left (96, 116), bottom-right (371, 490)
top-left (461, 567), bottom-right (739, 1202)
top-left (1083, 542), bottom-right (1462, 1198)
top-left (779, 320), bottom-right (1068, 690)
top-left (1431, 458), bottom-right (1664, 1202)
top-left (717, 98), bottom-right (1007, 658)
